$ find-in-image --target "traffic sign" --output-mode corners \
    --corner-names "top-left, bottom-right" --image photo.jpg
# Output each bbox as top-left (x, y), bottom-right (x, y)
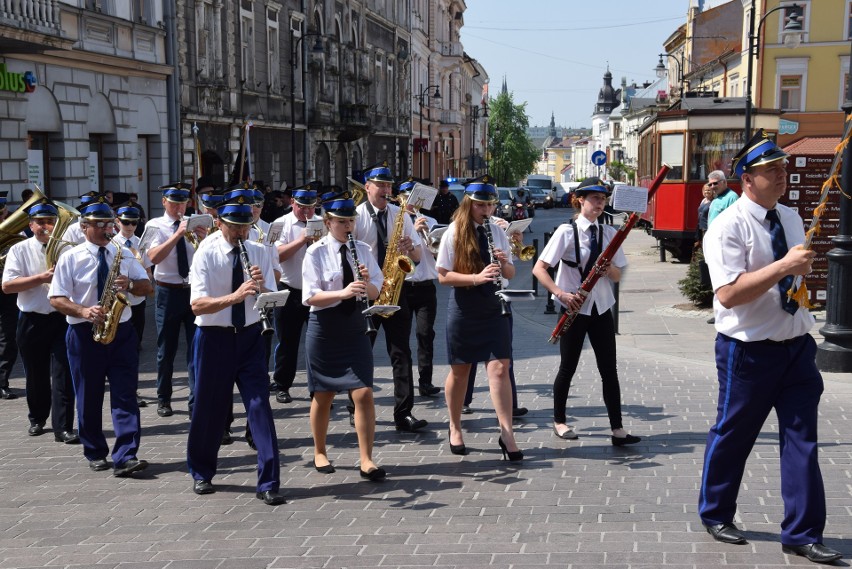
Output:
top-left (591, 150), bottom-right (607, 166)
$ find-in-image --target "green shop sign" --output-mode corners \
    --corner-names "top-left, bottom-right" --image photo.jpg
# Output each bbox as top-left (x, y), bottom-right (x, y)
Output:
top-left (0, 64), bottom-right (37, 93)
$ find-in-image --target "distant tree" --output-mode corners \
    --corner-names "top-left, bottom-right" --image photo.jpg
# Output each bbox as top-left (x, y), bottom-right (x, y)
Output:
top-left (486, 91), bottom-right (539, 187)
top-left (607, 160), bottom-right (636, 184)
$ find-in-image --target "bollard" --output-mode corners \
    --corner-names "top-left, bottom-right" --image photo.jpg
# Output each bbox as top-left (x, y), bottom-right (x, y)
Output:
top-left (531, 238), bottom-right (540, 295)
top-left (543, 231), bottom-right (556, 314)
top-left (659, 239), bottom-right (667, 262)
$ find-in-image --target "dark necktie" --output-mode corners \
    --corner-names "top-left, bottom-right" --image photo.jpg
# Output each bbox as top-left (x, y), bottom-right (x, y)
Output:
top-left (125, 239), bottom-right (132, 249)
top-left (339, 244), bottom-right (356, 314)
top-left (174, 220), bottom-right (189, 279)
top-left (477, 225), bottom-right (490, 266)
top-left (376, 210), bottom-right (387, 265)
top-left (97, 246), bottom-right (109, 299)
top-left (766, 210), bottom-right (799, 315)
top-left (583, 225), bottom-right (601, 279)
top-left (231, 247), bottom-right (245, 328)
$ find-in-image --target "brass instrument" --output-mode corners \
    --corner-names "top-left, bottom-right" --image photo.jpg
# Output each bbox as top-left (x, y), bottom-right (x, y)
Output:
top-left (93, 239), bottom-right (129, 345)
top-left (179, 215), bottom-right (201, 249)
top-left (45, 199), bottom-right (81, 269)
top-left (347, 232), bottom-right (377, 335)
top-left (237, 238), bottom-right (275, 336)
top-left (415, 212), bottom-right (439, 255)
top-left (373, 195), bottom-right (414, 317)
top-left (0, 186), bottom-right (47, 268)
top-left (346, 177), bottom-right (367, 206)
top-left (252, 222), bottom-right (265, 244)
top-left (510, 240), bottom-right (535, 262)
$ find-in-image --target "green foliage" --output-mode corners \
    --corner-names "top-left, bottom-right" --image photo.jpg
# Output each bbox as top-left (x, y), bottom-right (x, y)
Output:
top-left (487, 90), bottom-right (539, 187)
top-left (608, 161), bottom-right (636, 184)
top-left (677, 248), bottom-right (714, 307)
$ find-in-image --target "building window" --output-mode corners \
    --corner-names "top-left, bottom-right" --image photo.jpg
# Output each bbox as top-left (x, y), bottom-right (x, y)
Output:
top-left (387, 59), bottom-right (394, 114)
top-left (267, 8), bottom-right (280, 94)
top-left (86, 0), bottom-right (114, 14)
top-left (660, 133), bottom-right (684, 181)
top-left (131, 0), bottom-right (153, 24)
top-left (847, 0), bottom-right (852, 39)
top-left (240, 7), bottom-right (255, 86)
top-left (779, 75), bottom-right (802, 111)
top-left (196, 1), bottom-right (222, 81)
top-left (291, 16), bottom-right (304, 99)
top-left (375, 53), bottom-right (383, 112)
top-left (780, 3), bottom-right (808, 44)
top-left (689, 130), bottom-right (744, 182)
top-left (840, 56), bottom-right (850, 109)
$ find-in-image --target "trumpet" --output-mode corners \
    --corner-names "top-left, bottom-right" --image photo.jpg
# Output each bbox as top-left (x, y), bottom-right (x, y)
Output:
top-left (510, 240), bottom-right (536, 261)
top-left (179, 215), bottom-right (201, 249)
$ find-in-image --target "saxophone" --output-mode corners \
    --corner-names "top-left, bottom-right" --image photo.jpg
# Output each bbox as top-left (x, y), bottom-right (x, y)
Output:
top-left (373, 196), bottom-right (414, 317)
top-left (92, 240), bottom-right (129, 344)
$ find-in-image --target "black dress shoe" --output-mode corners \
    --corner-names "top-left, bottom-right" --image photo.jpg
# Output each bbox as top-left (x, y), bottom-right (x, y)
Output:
top-left (704, 522), bottom-right (747, 544)
top-left (0, 387), bottom-right (17, 399)
top-left (359, 467), bottom-right (387, 481)
top-left (611, 434), bottom-right (641, 446)
top-left (418, 384), bottom-right (440, 397)
top-left (221, 430), bottom-right (233, 445)
top-left (193, 479), bottom-right (215, 495)
top-left (447, 430), bottom-right (468, 455)
top-left (245, 428), bottom-right (256, 450)
top-left (349, 412), bottom-right (355, 427)
top-left (782, 543), bottom-right (842, 564)
top-left (275, 390), bottom-right (292, 404)
top-left (256, 490), bottom-right (286, 505)
top-left (114, 458), bottom-right (148, 477)
top-left (512, 407), bottom-right (528, 417)
top-left (395, 415), bottom-right (428, 432)
top-left (136, 396), bottom-right (147, 408)
top-left (89, 458), bottom-right (110, 472)
top-left (54, 431), bottom-right (80, 444)
top-left (461, 405), bottom-right (473, 415)
top-left (312, 460), bottom-right (335, 474)
top-left (28, 423), bottom-right (45, 436)
top-left (156, 403), bottom-right (173, 417)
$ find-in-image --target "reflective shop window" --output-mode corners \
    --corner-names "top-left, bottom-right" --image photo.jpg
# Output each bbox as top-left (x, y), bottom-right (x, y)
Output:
top-left (660, 133), bottom-right (684, 180)
top-left (689, 130), bottom-right (745, 181)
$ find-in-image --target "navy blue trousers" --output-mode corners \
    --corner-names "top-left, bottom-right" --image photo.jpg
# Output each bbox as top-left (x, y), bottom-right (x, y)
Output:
top-left (66, 322), bottom-right (140, 467)
top-left (187, 325), bottom-right (280, 492)
top-left (699, 333), bottom-right (826, 545)
top-left (154, 286), bottom-right (196, 409)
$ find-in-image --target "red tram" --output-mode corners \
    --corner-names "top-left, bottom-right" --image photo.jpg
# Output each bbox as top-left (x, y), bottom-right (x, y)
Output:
top-left (636, 100), bottom-right (779, 261)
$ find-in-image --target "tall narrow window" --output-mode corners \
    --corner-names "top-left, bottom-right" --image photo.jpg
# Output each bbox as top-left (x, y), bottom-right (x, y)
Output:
top-left (240, 7), bottom-right (256, 86)
top-left (267, 8), bottom-right (280, 94)
top-left (291, 16), bottom-right (303, 98)
top-left (779, 75), bottom-right (802, 111)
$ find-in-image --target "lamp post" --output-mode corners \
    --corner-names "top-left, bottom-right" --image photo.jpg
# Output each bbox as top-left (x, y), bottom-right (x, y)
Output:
top-left (743, 2), bottom-right (803, 139)
top-left (289, 30), bottom-right (324, 186)
top-left (469, 103), bottom-right (488, 177)
top-left (414, 84), bottom-right (440, 180)
top-left (656, 53), bottom-right (684, 98)
top-left (816, 42), bottom-right (852, 372)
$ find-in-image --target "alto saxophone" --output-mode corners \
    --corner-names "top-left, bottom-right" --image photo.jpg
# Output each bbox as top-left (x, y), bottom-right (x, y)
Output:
top-left (92, 240), bottom-right (129, 344)
top-left (373, 196), bottom-right (414, 317)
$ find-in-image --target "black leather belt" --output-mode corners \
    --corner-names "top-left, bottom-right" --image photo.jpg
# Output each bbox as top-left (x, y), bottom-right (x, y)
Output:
top-left (156, 280), bottom-right (190, 289)
top-left (404, 280), bottom-right (435, 287)
top-left (200, 323), bottom-right (261, 334)
top-left (754, 336), bottom-right (801, 346)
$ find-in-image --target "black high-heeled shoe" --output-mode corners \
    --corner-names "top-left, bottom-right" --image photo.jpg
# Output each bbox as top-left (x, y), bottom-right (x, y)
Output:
top-left (498, 437), bottom-right (523, 463)
top-left (448, 430), bottom-right (468, 455)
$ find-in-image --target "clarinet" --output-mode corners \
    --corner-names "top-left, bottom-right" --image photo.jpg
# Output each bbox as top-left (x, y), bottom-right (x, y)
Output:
top-left (237, 238), bottom-right (275, 336)
top-left (347, 233), bottom-right (378, 335)
top-left (482, 221), bottom-right (511, 317)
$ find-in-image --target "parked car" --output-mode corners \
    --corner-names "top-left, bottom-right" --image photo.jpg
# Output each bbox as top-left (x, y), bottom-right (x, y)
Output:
top-left (525, 186), bottom-right (554, 209)
top-left (496, 187), bottom-right (515, 221)
top-left (448, 183), bottom-right (465, 206)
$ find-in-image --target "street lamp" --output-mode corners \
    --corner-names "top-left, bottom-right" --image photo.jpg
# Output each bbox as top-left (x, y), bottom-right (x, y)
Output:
top-left (656, 53), bottom-right (684, 98)
top-left (289, 30), bottom-right (324, 186)
top-left (743, 2), bottom-right (803, 139)
top-left (469, 103), bottom-right (488, 177)
top-left (816, 39), bottom-right (852, 372)
top-left (414, 84), bottom-right (440, 180)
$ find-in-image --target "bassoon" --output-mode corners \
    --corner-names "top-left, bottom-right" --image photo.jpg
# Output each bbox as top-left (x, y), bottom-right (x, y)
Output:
top-left (548, 163), bottom-right (671, 344)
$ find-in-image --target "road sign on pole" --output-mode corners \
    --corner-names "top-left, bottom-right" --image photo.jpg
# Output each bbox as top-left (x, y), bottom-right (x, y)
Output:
top-left (591, 150), bottom-right (607, 166)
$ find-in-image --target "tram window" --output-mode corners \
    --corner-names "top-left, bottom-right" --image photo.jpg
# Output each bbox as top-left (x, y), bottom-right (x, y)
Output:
top-left (660, 133), bottom-right (684, 180)
top-left (689, 130), bottom-right (745, 181)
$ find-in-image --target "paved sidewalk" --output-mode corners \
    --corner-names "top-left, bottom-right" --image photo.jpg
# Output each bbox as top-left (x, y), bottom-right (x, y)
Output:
top-left (0, 208), bottom-right (850, 568)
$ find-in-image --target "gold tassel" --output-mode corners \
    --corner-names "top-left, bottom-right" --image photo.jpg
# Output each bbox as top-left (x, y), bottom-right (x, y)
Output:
top-left (813, 202), bottom-right (827, 218)
top-left (789, 282), bottom-right (815, 309)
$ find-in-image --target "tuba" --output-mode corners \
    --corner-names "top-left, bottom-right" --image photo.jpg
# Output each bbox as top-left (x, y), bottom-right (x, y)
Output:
top-left (0, 186), bottom-right (47, 268)
top-left (92, 239), bottom-right (129, 345)
top-left (373, 194), bottom-right (414, 317)
top-left (45, 200), bottom-right (81, 269)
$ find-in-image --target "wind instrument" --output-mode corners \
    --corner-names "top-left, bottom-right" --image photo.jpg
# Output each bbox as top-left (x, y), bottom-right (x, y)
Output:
top-left (482, 221), bottom-right (511, 317)
top-left (347, 232), bottom-right (377, 335)
top-left (373, 195), bottom-right (414, 317)
top-left (45, 198), bottom-right (81, 269)
top-left (0, 186), bottom-right (46, 269)
top-left (548, 163), bottom-right (671, 343)
top-left (237, 238), bottom-right (274, 336)
top-left (93, 239), bottom-right (129, 345)
top-left (179, 214), bottom-right (201, 249)
top-left (510, 239), bottom-right (535, 261)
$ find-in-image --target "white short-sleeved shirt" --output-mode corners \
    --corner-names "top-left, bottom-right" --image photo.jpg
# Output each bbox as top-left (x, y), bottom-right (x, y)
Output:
top-left (302, 235), bottom-right (383, 312)
top-left (147, 214), bottom-right (197, 284)
top-left (63, 222), bottom-right (85, 246)
top-left (117, 233), bottom-right (153, 307)
top-left (49, 240), bottom-right (149, 325)
top-left (405, 212), bottom-right (439, 282)
top-left (436, 220), bottom-right (514, 274)
top-left (703, 194), bottom-right (814, 341)
top-left (538, 217), bottom-right (627, 316)
top-left (189, 237), bottom-right (276, 327)
top-left (273, 212), bottom-right (312, 288)
top-left (354, 202), bottom-right (422, 264)
top-left (248, 218), bottom-right (282, 274)
top-left (3, 237), bottom-right (55, 314)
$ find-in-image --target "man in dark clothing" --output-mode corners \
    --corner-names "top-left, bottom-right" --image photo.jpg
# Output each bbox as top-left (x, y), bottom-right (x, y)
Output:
top-left (426, 179), bottom-right (459, 225)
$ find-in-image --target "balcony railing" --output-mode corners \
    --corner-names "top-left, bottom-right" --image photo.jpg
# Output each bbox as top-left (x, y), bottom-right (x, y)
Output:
top-left (440, 110), bottom-right (462, 125)
top-left (439, 40), bottom-right (463, 57)
top-left (0, 0), bottom-right (61, 31)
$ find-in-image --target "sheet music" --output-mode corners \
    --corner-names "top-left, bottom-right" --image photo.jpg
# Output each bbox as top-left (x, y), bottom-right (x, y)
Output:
top-left (363, 305), bottom-right (400, 316)
top-left (506, 218), bottom-right (533, 234)
top-left (186, 214), bottom-right (214, 231)
top-left (254, 290), bottom-right (290, 311)
top-left (497, 289), bottom-right (536, 302)
top-left (305, 218), bottom-right (326, 240)
top-left (137, 225), bottom-right (157, 254)
top-left (408, 183), bottom-right (439, 211)
top-left (265, 221), bottom-right (284, 245)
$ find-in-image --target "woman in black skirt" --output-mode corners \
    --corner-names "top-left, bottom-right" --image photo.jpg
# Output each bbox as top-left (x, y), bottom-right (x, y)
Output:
top-left (435, 176), bottom-right (522, 462)
top-left (302, 194), bottom-right (386, 480)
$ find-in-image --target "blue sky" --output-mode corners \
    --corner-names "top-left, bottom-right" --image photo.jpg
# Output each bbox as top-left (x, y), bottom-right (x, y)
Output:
top-left (460, 0), bottom-right (729, 129)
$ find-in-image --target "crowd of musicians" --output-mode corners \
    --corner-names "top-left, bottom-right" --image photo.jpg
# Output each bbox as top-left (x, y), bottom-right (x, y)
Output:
top-left (0, 134), bottom-right (842, 564)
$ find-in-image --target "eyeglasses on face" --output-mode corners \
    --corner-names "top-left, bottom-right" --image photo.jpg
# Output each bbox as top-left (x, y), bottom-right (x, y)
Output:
top-left (86, 221), bottom-right (113, 228)
top-left (119, 219), bottom-right (138, 226)
top-left (707, 181), bottom-right (720, 187)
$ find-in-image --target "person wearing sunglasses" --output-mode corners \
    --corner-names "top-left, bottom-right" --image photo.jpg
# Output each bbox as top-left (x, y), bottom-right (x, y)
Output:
top-left (706, 170), bottom-right (737, 227)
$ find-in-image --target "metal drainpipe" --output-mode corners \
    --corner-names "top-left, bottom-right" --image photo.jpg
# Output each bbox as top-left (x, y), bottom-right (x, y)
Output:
top-left (164, 1), bottom-right (180, 182)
